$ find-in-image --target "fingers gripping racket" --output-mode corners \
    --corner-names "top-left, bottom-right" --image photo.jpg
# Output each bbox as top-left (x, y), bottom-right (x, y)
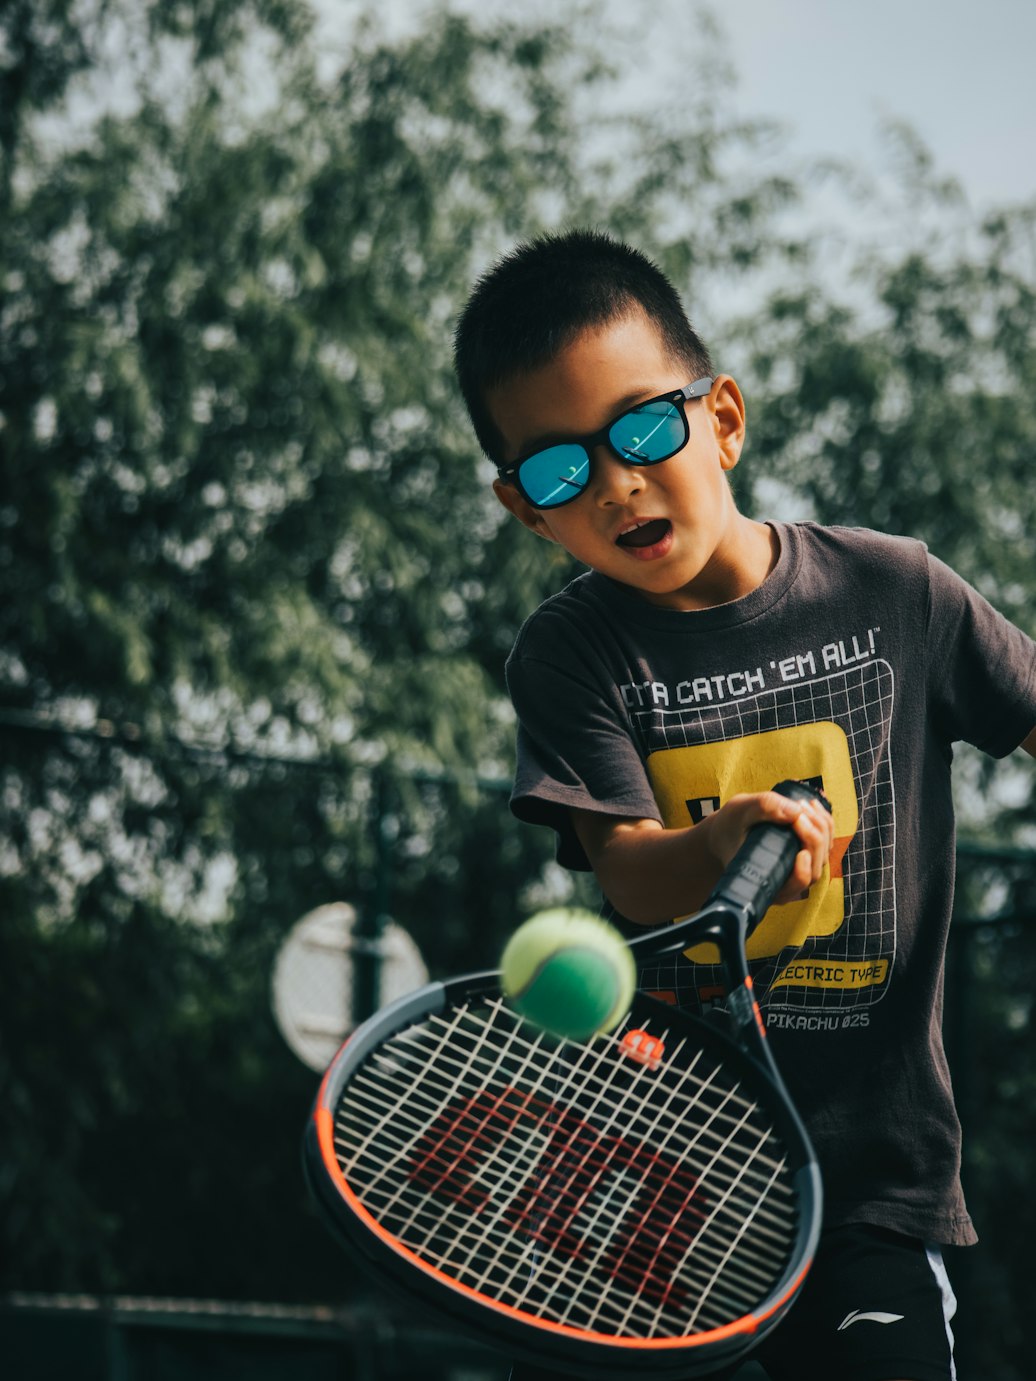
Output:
top-left (304, 781), bottom-right (829, 1379)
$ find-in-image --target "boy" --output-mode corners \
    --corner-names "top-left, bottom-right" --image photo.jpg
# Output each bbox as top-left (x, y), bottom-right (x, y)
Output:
top-left (453, 229), bottom-right (1036, 1381)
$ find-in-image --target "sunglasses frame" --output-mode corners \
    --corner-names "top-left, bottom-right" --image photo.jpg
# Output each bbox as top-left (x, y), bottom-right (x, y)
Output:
top-left (497, 376), bottom-right (715, 510)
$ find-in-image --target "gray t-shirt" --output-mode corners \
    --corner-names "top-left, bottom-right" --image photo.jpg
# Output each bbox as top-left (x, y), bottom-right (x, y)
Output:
top-left (505, 521), bottom-right (1036, 1246)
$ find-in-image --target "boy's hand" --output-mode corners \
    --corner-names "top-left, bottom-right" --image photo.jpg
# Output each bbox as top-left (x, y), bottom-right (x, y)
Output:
top-left (698, 790), bottom-right (834, 905)
top-left (571, 788), bottom-right (835, 926)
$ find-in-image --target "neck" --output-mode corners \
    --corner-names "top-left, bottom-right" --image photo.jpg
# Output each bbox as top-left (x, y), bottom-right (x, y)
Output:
top-left (642, 516), bottom-right (779, 612)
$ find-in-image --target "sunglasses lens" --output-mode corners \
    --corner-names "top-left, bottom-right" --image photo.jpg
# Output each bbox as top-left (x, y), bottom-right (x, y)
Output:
top-left (517, 444), bottom-right (590, 508)
top-left (609, 400), bottom-right (686, 463)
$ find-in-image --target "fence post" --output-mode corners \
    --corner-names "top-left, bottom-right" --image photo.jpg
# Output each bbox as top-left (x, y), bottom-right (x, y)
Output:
top-left (351, 768), bottom-right (393, 1024)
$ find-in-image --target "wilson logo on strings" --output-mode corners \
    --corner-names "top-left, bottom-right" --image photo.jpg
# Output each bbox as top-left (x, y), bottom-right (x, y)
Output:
top-left (408, 1084), bottom-right (707, 1307)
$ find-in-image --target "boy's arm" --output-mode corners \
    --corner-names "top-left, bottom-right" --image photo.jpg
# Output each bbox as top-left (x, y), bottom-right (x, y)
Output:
top-left (1023, 726), bottom-right (1036, 757)
top-left (571, 792), bottom-right (835, 928)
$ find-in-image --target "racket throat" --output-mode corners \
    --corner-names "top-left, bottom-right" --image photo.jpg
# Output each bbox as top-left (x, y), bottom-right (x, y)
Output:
top-left (725, 977), bottom-right (761, 1034)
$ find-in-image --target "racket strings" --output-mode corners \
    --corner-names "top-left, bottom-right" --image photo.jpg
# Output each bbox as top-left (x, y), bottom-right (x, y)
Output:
top-left (341, 1040), bottom-right (794, 1281)
top-left (347, 1029), bottom-right (794, 1247)
top-left (524, 1083), bottom-right (788, 1339)
top-left (337, 1044), bottom-right (791, 1335)
top-left (337, 1010), bottom-right (790, 1331)
top-left (332, 996), bottom-right (798, 1339)
top-left (346, 1010), bottom-right (790, 1193)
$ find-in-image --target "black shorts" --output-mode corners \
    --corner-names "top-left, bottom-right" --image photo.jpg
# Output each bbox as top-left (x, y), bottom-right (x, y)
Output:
top-left (508, 1224), bottom-right (958, 1381)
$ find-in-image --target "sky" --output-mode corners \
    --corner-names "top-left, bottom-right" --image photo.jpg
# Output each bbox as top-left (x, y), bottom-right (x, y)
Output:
top-left (714, 0), bottom-right (1036, 211)
top-left (319, 0), bottom-right (1036, 215)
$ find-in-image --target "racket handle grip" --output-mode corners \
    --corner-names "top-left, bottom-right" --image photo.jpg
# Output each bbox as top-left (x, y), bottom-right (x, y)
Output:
top-left (708, 780), bottom-right (831, 927)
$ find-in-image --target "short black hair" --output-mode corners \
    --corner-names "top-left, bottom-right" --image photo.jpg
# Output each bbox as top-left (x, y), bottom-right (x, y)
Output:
top-left (453, 228), bottom-right (713, 465)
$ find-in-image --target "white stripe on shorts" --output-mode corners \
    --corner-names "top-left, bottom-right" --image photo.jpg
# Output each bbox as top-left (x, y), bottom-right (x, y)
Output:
top-left (924, 1244), bottom-right (958, 1381)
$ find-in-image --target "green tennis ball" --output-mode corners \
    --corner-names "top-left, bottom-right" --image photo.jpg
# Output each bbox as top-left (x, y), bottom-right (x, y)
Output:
top-left (500, 908), bottom-right (636, 1042)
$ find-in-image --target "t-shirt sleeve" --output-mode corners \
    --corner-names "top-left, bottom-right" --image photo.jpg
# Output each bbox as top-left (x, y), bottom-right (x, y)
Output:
top-left (506, 639), bottom-right (662, 870)
top-left (925, 554), bottom-right (1036, 757)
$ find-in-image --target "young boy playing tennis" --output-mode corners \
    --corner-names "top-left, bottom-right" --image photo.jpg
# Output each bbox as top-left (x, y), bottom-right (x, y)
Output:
top-left (454, 229), bottom-right (1036, 1381)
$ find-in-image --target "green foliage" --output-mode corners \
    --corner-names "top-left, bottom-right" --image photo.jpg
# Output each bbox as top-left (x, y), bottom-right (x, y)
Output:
top-left (1, 4), bottom-right (1034, 1372)
top-left (0, 0), bottom-right (109, 199)
top-left (734, 134), bottom-right (1036, 639)
top-left (1, 0), bottom-right (817, 941)
top-left (2, 0), bottom-right (812, 1300)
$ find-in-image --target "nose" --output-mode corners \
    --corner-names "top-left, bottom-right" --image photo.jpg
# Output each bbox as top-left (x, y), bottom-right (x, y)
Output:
top-left (591, 446), bottom-right (644, 505)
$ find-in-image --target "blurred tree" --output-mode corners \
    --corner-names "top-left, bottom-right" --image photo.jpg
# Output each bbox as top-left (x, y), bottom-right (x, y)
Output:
top-left (735, 128), bottom-right (1036, 643)
top-left (2, 7), bottom-right (1033, 1368)
top-left (731, 134), bottom-right (1036, 858)
top-left (727, 136), bottom-right (1036, 1378)
top-left (1, 0), bottom-right (109, 206)
top-left (0, 0), bottom-right (815, 1298)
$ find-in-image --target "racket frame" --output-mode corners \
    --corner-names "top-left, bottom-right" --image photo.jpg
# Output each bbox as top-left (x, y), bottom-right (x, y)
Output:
top-left (304, 781), bottom-right (828, 1378)
top-left (305, 900), bottom-right (821, 1378)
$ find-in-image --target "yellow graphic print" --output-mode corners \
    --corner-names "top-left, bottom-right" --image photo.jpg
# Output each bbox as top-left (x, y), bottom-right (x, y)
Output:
top-left (769, 958), bottom-right (887, 991)
top-left (646, 723), bottom-right (858, 964)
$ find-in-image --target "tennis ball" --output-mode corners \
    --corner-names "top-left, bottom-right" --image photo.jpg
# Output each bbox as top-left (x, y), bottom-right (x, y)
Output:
top-left (500, 908), bottom-right (636, 1042)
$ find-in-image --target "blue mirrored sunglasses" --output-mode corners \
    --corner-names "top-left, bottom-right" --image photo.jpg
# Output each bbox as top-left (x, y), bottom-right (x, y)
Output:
top-left (498, 377), bottom-right (714, 510)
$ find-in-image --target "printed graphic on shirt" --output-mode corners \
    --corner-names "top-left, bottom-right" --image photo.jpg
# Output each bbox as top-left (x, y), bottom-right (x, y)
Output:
top-left (632, 659), bottom-right (896, 1020)
top-left (647, 722), bottom-right (856, 958)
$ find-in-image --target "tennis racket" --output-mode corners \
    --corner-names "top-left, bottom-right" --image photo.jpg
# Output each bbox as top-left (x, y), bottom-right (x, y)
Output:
top-left (304, 780), bottom-right (828, 1379)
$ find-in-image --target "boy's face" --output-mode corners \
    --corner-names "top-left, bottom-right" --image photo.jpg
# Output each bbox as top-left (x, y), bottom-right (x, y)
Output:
top-left (488, 308), bottom-right (759, 611)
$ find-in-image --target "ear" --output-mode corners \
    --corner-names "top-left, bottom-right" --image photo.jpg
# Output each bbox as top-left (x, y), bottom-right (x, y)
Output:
top-left (492, 477), bottom-right (560, 542)
top-left (706, 375), bottom-right (747, 472)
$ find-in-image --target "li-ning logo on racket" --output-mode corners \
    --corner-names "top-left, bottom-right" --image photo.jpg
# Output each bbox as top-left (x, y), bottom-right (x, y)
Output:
top-left (408, 1085), bottom-right (707, 1308)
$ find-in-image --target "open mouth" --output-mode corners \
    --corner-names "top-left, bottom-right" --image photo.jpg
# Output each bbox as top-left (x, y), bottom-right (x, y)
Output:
top-left (616, 518), bottom-right (671, 549)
